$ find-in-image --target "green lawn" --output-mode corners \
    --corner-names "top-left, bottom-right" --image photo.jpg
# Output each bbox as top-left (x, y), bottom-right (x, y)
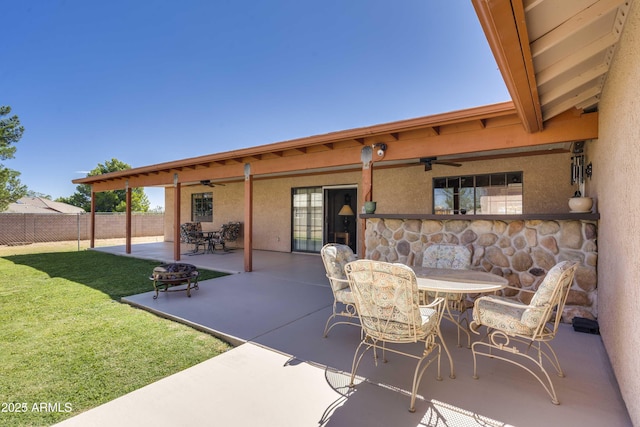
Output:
top-left (0, 250), bottom-right (231, 426)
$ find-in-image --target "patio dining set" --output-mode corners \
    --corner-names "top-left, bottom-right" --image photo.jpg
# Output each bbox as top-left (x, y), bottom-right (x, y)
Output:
top-left (320, 242), bottom-right (579, 413)
top-left (180, 221), bottom-right (242, 255)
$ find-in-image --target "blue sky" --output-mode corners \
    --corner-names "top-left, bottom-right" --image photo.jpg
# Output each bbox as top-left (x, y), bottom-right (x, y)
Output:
top-left (2, 1), bottom-right (510, 210)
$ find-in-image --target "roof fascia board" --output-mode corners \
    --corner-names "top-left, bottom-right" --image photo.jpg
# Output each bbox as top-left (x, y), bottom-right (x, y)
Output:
top-left (73, 102), bottom-right (517, 185)
top-left (82, 110), bottom-right (596, 192)
top-left (472, 0), bottom-right (543, 133)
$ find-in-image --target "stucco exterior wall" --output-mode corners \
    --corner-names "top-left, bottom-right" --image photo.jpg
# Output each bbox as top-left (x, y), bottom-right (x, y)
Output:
top-left (164, 183), bottom-right (245, 241)
top-left (373, 152), bottom-right (573, 214)
top-left (164, 171), bottom-right (363, 251)
top-left (591, 1), bottom-right (640, 424)
top-left (164, 150), bottom-right (575, 253)
top-left (251, 172), bottom-right (362, 251)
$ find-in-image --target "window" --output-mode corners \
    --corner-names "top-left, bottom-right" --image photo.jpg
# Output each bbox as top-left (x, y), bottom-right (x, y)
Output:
top-left (433, 172), bottom-right (523, 215)
top-left (292, 187), bottom-right (323, 252)
top-left (191, 192), bottom-right (213, 222)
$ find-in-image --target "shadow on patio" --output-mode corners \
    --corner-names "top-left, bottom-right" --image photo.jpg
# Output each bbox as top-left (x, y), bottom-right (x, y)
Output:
top-left (57, 242), bottom-right (631, 427)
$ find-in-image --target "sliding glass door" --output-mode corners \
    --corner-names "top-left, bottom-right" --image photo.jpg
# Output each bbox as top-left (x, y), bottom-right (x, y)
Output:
top-left (292, 187), bottom-right (323, 252)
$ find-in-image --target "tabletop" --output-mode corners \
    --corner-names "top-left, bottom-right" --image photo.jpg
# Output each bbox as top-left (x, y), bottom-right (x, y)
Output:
top-left (411, 266), bottom-right (508, 294)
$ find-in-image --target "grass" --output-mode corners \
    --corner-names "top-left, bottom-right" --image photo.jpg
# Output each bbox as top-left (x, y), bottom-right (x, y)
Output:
top-left (0, 249), bottom-right (231, 426)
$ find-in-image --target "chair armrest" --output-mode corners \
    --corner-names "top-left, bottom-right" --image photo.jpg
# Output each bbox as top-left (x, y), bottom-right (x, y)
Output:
top-left (503, 285), bottom-right (535, 294)
top-left (421, 296), bottom-right (445, 310)
top-left (476, 295), bottom-right (549, 311)
top-left (326, 274), bottom-right (349, 282)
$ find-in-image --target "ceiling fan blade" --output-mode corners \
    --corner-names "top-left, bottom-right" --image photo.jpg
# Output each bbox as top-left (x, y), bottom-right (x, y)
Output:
top-left (434, 161), bottom-right (462, 167)
top-left (200, 180), bottom-right (226, 187)
top-left (419, 157), bottom-right (461, 170)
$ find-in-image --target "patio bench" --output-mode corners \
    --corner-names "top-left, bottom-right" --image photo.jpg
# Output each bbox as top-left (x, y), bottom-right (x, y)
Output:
top-left (150, 263), bottom-right (199, 299)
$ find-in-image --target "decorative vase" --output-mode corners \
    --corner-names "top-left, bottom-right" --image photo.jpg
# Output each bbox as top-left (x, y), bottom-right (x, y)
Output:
top-left (364, 201), bottom-right (377, 214)
top-left (568, 197), bottom-right (593, 213)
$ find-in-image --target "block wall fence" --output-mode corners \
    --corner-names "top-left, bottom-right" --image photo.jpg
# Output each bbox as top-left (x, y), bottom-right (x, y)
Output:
top-left (0, 213), bottom-right (164, 245)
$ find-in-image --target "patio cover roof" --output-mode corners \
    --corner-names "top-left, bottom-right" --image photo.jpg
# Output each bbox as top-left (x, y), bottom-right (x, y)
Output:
top-left (74, 104), bottom-right (596, 192)
top-left (73, 0), bottom-right (629, 190)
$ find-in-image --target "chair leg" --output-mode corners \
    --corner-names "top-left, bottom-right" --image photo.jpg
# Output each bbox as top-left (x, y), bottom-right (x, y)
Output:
top-left (409, 343), bottom-right (441, 413)
top-left (471, 332), bottom-right (564, 404)
top-left (349, 340), bottom-right (373, 388)
top-left (323, 302), bottom-right (359, 337)
top-left (323, 312), bottom-right (338, 338)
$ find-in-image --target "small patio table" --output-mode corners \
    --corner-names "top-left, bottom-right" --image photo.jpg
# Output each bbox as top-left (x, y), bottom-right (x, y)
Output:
top-left (411, 266), bottom-right (508, 379)
top-left (202, 231), bottom-right (221, 253)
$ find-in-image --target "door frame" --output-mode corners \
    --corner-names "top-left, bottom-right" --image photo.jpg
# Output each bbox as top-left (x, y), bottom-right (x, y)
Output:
top-left (323, 185), bottom-right (358, 254)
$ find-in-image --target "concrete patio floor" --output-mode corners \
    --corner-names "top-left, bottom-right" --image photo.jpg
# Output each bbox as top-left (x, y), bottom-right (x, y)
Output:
top-left (56, 242), bottom-right (632, 427)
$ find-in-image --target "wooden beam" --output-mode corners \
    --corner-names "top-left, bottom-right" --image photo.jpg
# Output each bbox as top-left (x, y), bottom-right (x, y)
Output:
top-left (473, 0), bottom-right (542, 133)
top-left (72, 102), bottom-right (519, 187)
top-left (126, 186), bottom-right (132, 254)
top-left (284, 147), bottom-right (307, 155)
top-left (244, 164), bottom-right (253, 272)
top-left (174, 180), bottom-right (181, 261)
top-left (242, 155), bottom-right (261, 162)
top-left (90, 191), bottom-right (96, 248)
top-left (360, 147), bottom-right (373, 257)
top-left (442, 147), bottom-right (569, 164)
top-left (85, 111), bottom-right (596, 193)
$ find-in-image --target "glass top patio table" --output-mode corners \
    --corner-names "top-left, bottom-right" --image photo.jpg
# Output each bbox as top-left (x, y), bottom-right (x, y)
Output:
top-left (410, 266), bottom-right (508, 379)
top-left (411, 267), bottom-right (508, 293)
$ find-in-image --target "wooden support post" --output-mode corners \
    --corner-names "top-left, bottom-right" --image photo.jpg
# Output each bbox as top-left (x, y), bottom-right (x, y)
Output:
top-left (244, 163), bottom-right (253, 272)
top-left (125, 183), bottom-right (132, 254)
top-left (90, 190), bottom-right (96, 249)
top-left (173, 175), bottom-right (181, 261)
top-left (360, 146), bottom-right (373, 257)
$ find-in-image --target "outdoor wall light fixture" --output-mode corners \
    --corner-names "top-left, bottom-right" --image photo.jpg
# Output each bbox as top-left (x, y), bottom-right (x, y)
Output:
top-left (372, 143), bottom-right (387, 157)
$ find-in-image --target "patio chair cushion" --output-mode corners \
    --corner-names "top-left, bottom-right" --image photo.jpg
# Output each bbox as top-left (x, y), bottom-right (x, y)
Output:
top-left (472, 295), bottom-right (536, 336)
top-left (422, 244), bottom-right (472, 270)
top-left (422, 244), bottom-right (472, 303)
top-left (348, 261), bottom-right (437, 341)
top-left (322, 244), bottom-right (357, 291)
top-left (521, 261), bottom-right (574, 328)
top-left (334, 287), bottom-right (355, 305)
top-left (223, 222), bottom-right (241, 242)
top-left (180, 222), bottom-right (203, 242)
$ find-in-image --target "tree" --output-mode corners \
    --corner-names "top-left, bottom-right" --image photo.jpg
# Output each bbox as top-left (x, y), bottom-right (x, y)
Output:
top-left (0, 106), bottom-right (27, 211)
top-left (25, 190), bottom-right (53, 199)
top-left (58, 158), bottom-right (150, 212)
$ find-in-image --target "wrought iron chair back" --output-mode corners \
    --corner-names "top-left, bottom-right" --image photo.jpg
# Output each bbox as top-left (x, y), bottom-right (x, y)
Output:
top-left (345, 259), bottom-right (445, 412)
top-left (470, 260), bottom-right (579, 404)
top-left (422, 243), bottom-right (473, 347)
top-left (179, 222), bottom-right (206, 254)
top-left (320, 243), bottom-right (359, 337)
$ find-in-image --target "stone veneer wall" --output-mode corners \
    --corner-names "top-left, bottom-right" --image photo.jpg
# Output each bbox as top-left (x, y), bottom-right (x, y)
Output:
top-left (365, 218), bottom-right (598, 322)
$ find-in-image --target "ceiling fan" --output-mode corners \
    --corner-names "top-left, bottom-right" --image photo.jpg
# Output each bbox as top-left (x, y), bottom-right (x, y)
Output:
top-left (200, 180), bottom-right (225, 187)
top-left (420, 157), bottom-right (462, 171)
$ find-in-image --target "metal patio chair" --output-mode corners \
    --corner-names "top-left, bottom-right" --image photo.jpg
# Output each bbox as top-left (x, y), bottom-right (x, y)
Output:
top-left (469, 260), bottom-right (579, 404)
top-left (180, 222), bottom-right (207, 255)
top-left (320, 243), bottom-right (359, 337)
top-left (209, 222), bottom-right (242, 252)
top-left (345, 259), bottom-right (446, 413)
